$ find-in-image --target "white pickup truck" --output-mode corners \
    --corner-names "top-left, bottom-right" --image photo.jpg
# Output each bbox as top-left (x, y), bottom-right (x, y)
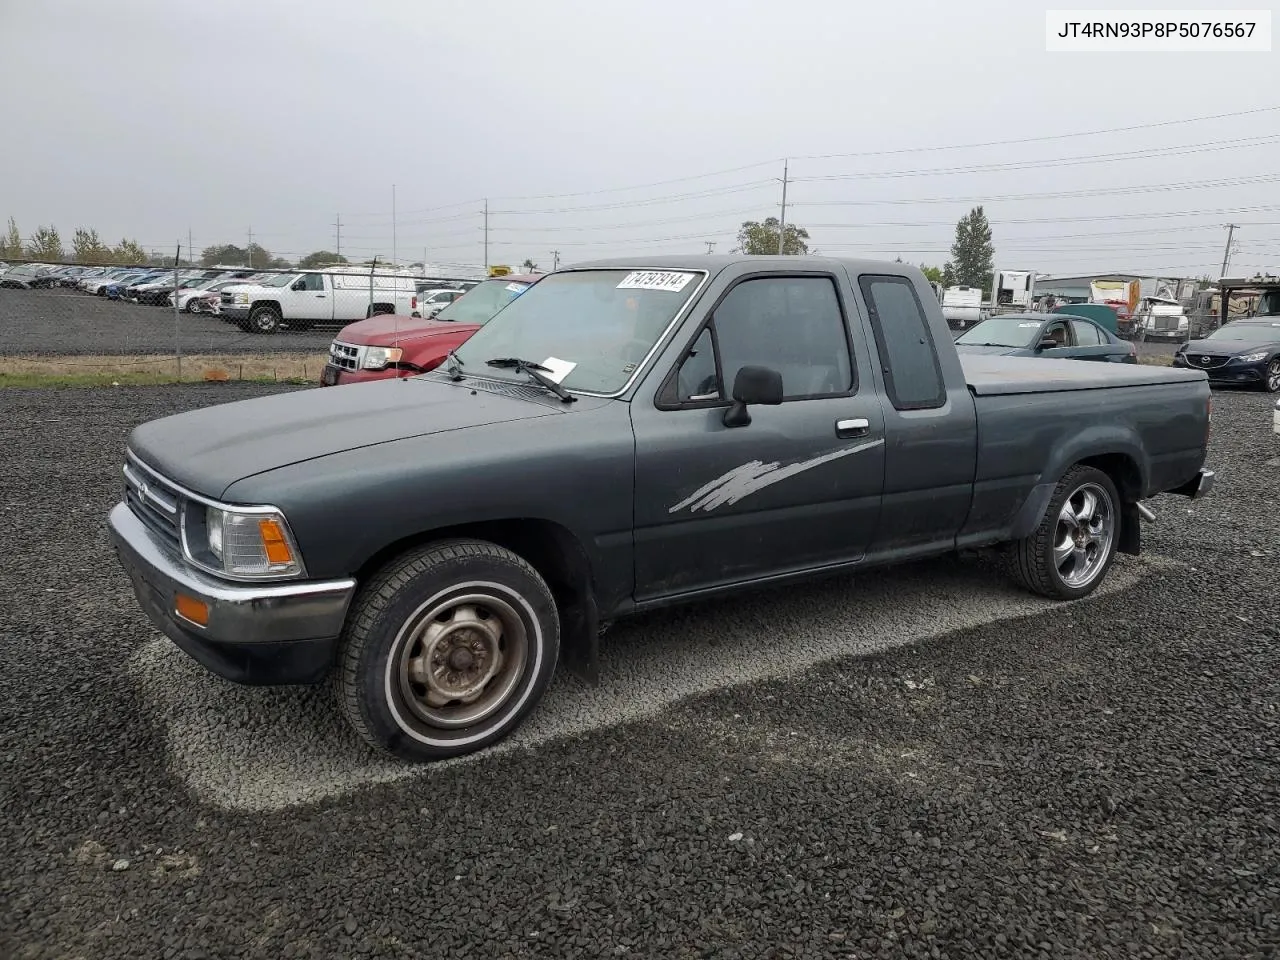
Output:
top-left (218, 269), bottom-right (423, 334)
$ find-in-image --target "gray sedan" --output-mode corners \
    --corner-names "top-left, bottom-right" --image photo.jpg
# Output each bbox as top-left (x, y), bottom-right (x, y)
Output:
top-left (955, 313), bottom-right (1137, 363)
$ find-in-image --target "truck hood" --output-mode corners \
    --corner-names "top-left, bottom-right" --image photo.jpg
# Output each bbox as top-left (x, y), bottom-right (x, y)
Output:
top-left (336, 314), bottom-right (481, 346)
top-left (127, 375), bottom-right (577, 498)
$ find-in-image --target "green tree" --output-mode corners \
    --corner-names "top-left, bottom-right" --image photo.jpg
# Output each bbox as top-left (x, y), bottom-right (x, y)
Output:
top-left (201, 243), bottom-right (248, 266)
top-left (918, 264), bottom-right (945, 284)
top-left (949, 206), bottom-right (994, 293)
top-left (72, 228), bottom-right (113, 264)
top-left (25, 225), bottom-right (65, 262)
top-left (112, 239), bottom-right (147, 264)
top-left (2, 217), bottom-right (23, 259)
top-left (734, 216), bottom-right (810, 256)
top-left (298, 250), bottom-right (347, 269)
top-left (520, 257), bottom-right (539, 273)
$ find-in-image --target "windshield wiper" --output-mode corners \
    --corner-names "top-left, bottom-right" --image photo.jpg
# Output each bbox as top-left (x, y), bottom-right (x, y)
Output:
top-left (485, 357), bottom-right (576, 403)
top-left (443, 350), bottom-right (464, 380)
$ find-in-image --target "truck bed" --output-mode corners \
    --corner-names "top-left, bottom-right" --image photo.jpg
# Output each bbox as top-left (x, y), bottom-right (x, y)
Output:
top-left (960, 353), bottom-right (1207, 396)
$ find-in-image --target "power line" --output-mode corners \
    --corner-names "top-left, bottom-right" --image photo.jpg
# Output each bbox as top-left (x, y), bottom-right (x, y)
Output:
top-left (791, 173), bottom-right (1280, 208)
top-left (790, 104), bottom-right (1280, 161)
top-left (790, 134), bottom-right (1280, 184)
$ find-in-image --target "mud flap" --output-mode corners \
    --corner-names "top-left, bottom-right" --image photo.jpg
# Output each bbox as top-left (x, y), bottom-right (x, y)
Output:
top-left (558, 591), bottom-right (600, 685)
top-left (1118, 501), bottom-right (1141, 556)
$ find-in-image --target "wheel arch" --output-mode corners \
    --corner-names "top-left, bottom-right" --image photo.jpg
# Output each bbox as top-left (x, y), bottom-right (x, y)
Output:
top-left (354, 518), bottom-right (601, 685)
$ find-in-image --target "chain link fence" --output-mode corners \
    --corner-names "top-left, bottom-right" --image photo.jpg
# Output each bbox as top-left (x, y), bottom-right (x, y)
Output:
top-left (0, 258), bottom-right (485, 384)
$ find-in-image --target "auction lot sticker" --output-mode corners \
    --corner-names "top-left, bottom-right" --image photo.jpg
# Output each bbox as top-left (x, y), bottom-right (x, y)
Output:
top-left (617, 271), bottom-right (696, 292)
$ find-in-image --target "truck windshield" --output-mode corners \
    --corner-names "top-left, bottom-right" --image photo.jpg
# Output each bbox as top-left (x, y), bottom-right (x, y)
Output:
top-left (955, 316), bottom-right (1043, 348)
top-left (451, 269), bottom-right (703, 394)
top-left (259, 273), bottom-right (297, 287)
top-left (1257, 289), bottom-right (1280, 316)
top-left (434, 278), bottom-right (530, 325)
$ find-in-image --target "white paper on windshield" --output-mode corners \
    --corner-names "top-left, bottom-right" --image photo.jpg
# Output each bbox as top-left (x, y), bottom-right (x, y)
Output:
top-left (505, 282), bottom-right (525, 292)
top-left (616, 271), bottom-right (695, 292)
top-left (1018, 322), bottom-right (1040, 327)
top-left (539, 356), bottom-right (577, 383)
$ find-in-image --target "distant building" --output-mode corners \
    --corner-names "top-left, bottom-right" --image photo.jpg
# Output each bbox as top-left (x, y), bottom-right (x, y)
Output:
top-left (1034, 273), bottom-right (1194, 302)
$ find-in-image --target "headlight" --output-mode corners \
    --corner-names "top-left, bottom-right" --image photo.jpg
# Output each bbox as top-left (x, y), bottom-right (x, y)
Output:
top-left (203, 505), bottom-right (304, 578)
top-left (1237, 352), bottom-right (1268, 363)
top-left (235, 293), bottom-right (249, 303)
top-left (362, 346), bottom-right (403, 370)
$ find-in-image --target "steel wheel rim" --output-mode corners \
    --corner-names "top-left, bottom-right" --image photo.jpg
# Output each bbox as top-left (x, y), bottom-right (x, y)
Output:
top-left (254, 313), bottom-right (276, 332)
top-left (1268, 360), bottom-right (1280, 391)
top-left (1054, 482), bottom-right (1114, 588)
top-left (393, 591), bottom-right (529, 730)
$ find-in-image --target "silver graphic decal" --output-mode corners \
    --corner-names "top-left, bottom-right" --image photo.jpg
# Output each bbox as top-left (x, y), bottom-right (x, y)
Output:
top-left (668, 439), bottom-right (885, 514)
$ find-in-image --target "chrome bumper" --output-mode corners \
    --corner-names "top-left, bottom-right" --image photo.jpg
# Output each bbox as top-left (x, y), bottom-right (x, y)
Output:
top-left (109, 502), bottom-right (357, 683)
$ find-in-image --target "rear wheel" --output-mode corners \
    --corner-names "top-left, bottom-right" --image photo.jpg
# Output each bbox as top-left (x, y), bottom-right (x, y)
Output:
top-left (334, 539), bottom-right (560, 762)
top-left (248, 304), bottom-right (281, 334)
top-left (1008, 465), bottom-right (1120, 600)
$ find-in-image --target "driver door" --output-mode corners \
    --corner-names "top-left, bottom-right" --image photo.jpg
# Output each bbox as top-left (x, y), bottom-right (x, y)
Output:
top-left (630, 271), bottom-right (885, 601)
top-left (291, 272), bottom-right (332, 321)
top-left (1037, 317), bottom-right (1078, 359)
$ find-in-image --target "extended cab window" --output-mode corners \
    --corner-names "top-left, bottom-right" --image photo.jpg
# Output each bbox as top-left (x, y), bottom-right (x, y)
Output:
top-left (858, 275), bottom-right (945, 410)
top-left (678, 276), bottom-right (853, 402)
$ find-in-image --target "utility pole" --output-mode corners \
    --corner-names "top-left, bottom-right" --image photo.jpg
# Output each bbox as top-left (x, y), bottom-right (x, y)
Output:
top-left (392, 184), bottom-right (397, 267)
top-left (247, 227), bottom-right (253, 268)
top-left (552, 249), bottom-right (560, 270)
top-left (187, 227), bottom-right (193, 267)
top-left (1219, 223), bottom-right (1237, 279)
top-left (334, 213), bottom-right (343, 259)
top-left (777, 158), bottom-right (789, 256)
top-left (705, 241), bottom-right (716, 254)
top-left (483, 199), bottom-right (489, 274)
top-left (173, 241), bottom-right (182, 380)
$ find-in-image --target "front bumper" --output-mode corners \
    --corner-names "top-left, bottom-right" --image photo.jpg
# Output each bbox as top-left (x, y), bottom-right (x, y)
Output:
top-left (109, 502), bottom-right (357, 685)
top-left (319, 362), bottom-right (401, 386)
top-left (219, 304), bottom-right (250, 321)
top-left (1172, 354), bottom-right (1266, 384)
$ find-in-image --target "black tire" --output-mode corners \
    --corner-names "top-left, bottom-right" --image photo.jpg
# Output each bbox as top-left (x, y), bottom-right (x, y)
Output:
top-left (248, 304), bottom-right (281, 334)
top-left (1008, 464), bottom-right (1120, 600)
top-left (334, 538), bottom-right (560, 762)
top-left (366, 303), bottom-right (394, 318)
top-left (1264, 358), bottom-right (1280, 393)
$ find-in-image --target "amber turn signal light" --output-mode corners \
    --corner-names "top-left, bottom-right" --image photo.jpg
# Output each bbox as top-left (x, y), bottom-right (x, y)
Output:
top-left (258, 518), bottom-right (295, 565)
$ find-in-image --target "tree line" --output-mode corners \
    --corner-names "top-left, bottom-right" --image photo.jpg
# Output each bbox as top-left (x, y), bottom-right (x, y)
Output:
top-left (733, 205), bottom-right (996, 294)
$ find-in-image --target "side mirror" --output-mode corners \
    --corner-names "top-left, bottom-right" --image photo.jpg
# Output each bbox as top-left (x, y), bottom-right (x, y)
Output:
top-left (723, 365), bottom-right (783, 428)
top-left (1035, 337), bottom-right (1058, 351)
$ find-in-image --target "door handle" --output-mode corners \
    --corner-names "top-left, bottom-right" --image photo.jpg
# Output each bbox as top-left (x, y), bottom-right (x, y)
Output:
top-left (316, 294), bottom-right (326, 298)
top-left (836, 417), bottom-right (870, 439)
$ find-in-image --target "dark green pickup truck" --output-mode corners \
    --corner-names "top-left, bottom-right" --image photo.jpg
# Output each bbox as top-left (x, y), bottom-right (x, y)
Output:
top-left (110, 256), bottom-right (1216, 762)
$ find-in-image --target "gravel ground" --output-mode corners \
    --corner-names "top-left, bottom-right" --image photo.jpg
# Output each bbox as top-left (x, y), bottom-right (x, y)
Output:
top-left (0, 289), bottom-right (335, 356)
top-left (2, 383), bottom-right (1278, 959)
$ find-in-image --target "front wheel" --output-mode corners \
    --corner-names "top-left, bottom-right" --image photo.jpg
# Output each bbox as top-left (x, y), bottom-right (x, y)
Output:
top-left (1264, 358), bottom-right (1280, 393)
top-left (1008, 465), bottom-right (1120, 600)
top-left (248, 304), bottom-right (281, 334)
top-left (335, 539), bottom-right (560, 762)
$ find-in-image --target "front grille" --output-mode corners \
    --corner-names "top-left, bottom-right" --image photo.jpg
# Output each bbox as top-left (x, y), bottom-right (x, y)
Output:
top-left (220, 292), bottom-right (235, 305)
top-left (329, 340), bottom-right (361, 371)
top-left (1187, 354), bottom-right (1229, 369)
top-left (123, 458), bottom-right (182, 549)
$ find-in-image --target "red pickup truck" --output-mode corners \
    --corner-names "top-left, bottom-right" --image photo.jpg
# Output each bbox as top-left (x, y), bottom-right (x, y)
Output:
top-left (320, 274), bottom-right (541, 386)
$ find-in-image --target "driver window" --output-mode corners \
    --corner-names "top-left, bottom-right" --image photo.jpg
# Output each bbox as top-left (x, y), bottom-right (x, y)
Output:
top-left (300, 273), bottom-right (325, 291)
top-left (676, 328), bottom-right (719, 401)
top-left (1043, 320), bottom-right (1070, 346)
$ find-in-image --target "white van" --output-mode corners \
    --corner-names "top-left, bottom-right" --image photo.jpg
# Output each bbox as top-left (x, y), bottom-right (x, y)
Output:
top-left (218, 269), bottom-right (424, 334)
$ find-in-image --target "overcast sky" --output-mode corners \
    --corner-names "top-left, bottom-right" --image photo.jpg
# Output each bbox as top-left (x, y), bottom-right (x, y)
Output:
top-left (1, 0), bottom-right (1277, 277)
